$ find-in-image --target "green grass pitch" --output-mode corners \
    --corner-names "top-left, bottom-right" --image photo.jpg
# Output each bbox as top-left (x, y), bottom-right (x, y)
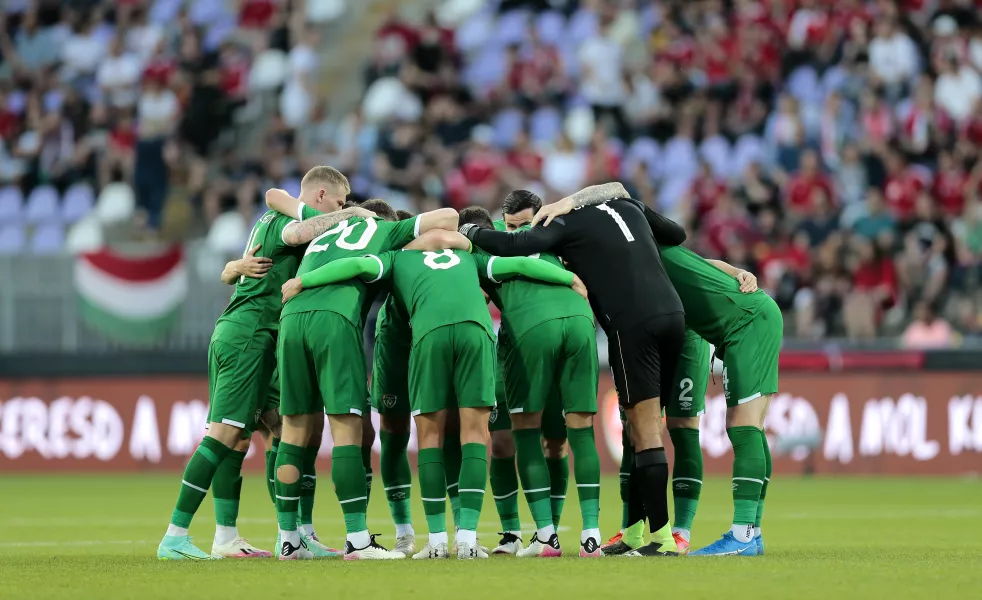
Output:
top-left (2, 474), bottom-right (981, 599)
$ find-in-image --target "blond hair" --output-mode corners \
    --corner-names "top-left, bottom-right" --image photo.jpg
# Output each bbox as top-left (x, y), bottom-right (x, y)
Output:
top-left (301, 166), bottom-right (351, 194)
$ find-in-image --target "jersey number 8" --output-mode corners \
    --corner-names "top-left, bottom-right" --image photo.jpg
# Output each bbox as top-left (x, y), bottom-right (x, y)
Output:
top-left (423, 249), bottom-right (460, 270)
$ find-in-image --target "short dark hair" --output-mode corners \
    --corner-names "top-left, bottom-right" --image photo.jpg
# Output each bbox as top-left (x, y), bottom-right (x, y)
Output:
top-left (395, 209), bottom-right (414, 221)
top-left (502, 189), bottom-right (542, 215)
top-left (458, 206), bottom-right (494, 230)
top-left (361, 198), bottom-right (398, 222)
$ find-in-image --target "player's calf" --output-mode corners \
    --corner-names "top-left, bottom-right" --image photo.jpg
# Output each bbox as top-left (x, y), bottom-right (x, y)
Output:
top-left (542, 438), bottom-right (569, 530)
top-left (159, 422), bottom-right (241, 559)
top-left (275, 414), bottom-right (316, 560)
top-left (512, 413), bottom-right (560, 555)
top-left (489, 427), bottom-right (522, 552)
top-left (455, 407), bottom-right (491, 559)
top-left (380, 413), bottom-right (415, 554)
top-left (565, 412), bottom-right (602, 557)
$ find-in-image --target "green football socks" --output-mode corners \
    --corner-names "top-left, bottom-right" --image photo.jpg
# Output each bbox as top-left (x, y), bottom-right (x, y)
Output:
top-left (443, 432), bottom-right (462, 528)
top-left (274, 442), bottom-right (305, 534)
top-left (514, 428), bottom-right (554, 534)
top-left (168, 436), bottom-right (231, 532)
top-left (457, 443), bottom-right (488, 536)
top-left (669, 427), bottom-right (702, 534)
top-left (362, 444), bottom-right (373, 504)
top-left (727, 426), bottom-right (765, 542)
top-left (381, 431), bottom-right (413, 527)
top-left (418, 448), bottom-right (448, 538)
top-left (212, 449), bottom-right (245, 528)
top-left (756, 430), bottom-right (772, 533)
top-left (568, 426), bottom-right (600, 531)
top-left (490, 455), bottom-right (522, 533)
top-left (264, 438), bottom-right (279, 505)
top-left (299, 446), bottom-right (318, 531)
top-left (546, 455), bottom-right (569, 528)
top-left (333, 445), bottom-right (368, 543)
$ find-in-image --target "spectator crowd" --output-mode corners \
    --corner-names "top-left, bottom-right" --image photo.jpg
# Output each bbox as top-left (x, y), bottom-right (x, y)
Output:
top-left (3, 0), bottom-right (982, 344)
top-left (0, 0), bottom-right (341, 252)
top-left (340, 0), bottom-right (982, 342)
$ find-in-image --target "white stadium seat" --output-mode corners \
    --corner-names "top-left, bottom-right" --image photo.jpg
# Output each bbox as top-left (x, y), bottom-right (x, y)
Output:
top-left (94, 182), bottom-right (136, 225)
top-left (206, 211), bottom-right (248, 256)
top-left (65, 215), bottom-right (105, 255)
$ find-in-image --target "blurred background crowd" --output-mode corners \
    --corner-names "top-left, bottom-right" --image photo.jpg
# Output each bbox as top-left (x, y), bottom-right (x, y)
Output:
top-left (2, 0), bottom-right (982, 345)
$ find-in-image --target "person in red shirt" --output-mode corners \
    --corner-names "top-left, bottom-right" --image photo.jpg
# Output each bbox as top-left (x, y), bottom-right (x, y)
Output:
top-left (844, 235), bottom-right (898, 338)
top-left (756, 225), bottom-right (811, 298)
top-left (375, 9), bottom-right (419, 54)
top-left (447, 125), bottom-right (505, 208)
top-left (883, 150), bottom-right (925, 222)
top-left (784, 149), bottom-right (834, 217)
top-left (686, 160), bottom-right (727, 223)
top-left (505, 130), bottom-right (543, 181)
top-left (143, 40), bottom-right (176, 87)
top-left (701, 191), bottom-right (756, 257)
top-left (585, 128), bottom-right (621, 186)
top-left (239, 0), bottom-right (276, 29)
top-left (933, 150), bottom-right (969, 217)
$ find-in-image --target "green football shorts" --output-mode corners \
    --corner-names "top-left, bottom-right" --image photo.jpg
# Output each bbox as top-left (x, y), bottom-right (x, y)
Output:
top-left (206, 331), bottom-right (276, 433)
top-left (371, 339), bottom-right (411, 417)
top-left (489, 342), bottom-right (512, 432)
top-left (503, 317), bottom-right (598, 417)
top-left (722, 296), bottom-right (783, 407)
top-left (278, 311), bottom-right (368, 417)
top-left (665, 329), bottom-right (710, 418)
top-left (409, 322), bottom-right (495, 416)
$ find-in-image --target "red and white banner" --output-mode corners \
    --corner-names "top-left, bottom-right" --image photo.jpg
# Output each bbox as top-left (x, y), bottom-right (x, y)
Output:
top-left (1, 373), bottom-right (981, 474)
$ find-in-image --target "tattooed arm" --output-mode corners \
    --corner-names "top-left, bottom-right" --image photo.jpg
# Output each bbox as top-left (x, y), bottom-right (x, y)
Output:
top-left (566, 182), bottom-right (630, 209)
top-left (529, 182), bottom-right (630, 227)
top-left (281, 207), bottom-right (376, 246)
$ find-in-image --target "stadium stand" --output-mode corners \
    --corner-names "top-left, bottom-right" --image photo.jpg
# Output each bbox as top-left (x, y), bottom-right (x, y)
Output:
top-left (1, 0), bottom-right (981, 343)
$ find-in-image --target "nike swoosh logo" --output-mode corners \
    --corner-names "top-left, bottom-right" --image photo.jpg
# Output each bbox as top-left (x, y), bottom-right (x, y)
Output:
top-left (173, 550), bottom-right (206, 559)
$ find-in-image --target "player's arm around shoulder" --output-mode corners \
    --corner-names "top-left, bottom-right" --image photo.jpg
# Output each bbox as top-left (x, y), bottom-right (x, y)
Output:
top-left (403, 229), bottom-right (471, 252)
top-left (280, 253), bottom-right (393, 303)
top-left (281, 206), bottom-right (377, 246)
top-left (482, 255), bottom-right (588, 299)
top-left (415, 207), bottom-right (459, 235)
top-left (529, 181), bottom-right (630, 227)
top-left (708, 259), bottom-right (758, 293)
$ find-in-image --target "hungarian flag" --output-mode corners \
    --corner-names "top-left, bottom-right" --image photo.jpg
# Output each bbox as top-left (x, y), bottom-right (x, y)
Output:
top-left (74, 247), bottom-right (188, 344)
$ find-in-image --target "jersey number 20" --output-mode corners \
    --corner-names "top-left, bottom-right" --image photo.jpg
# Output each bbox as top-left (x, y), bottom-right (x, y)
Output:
top-left (306, 219), bottom-right (378, 255)
top-left (423, 250), bottom-right (460, 270)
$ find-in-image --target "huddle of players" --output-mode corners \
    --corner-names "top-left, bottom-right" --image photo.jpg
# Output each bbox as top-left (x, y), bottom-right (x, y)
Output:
top-left (156, 164), bottom-right (782, 561)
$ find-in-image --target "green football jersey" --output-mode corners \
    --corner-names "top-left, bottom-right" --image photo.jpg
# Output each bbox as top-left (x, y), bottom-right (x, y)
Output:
top-left (479, 245), bottom-right (593, 341)
top-left (659, 245), bottom-right (770, 346)
top-left (374, 294), bottom-right (411, 352)
top-left (282, 215), bottom-right (419, 328)
top-left (215, 205), bottom-right (321, 345)
top-left (374, 249), bottom-right (495, 347)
